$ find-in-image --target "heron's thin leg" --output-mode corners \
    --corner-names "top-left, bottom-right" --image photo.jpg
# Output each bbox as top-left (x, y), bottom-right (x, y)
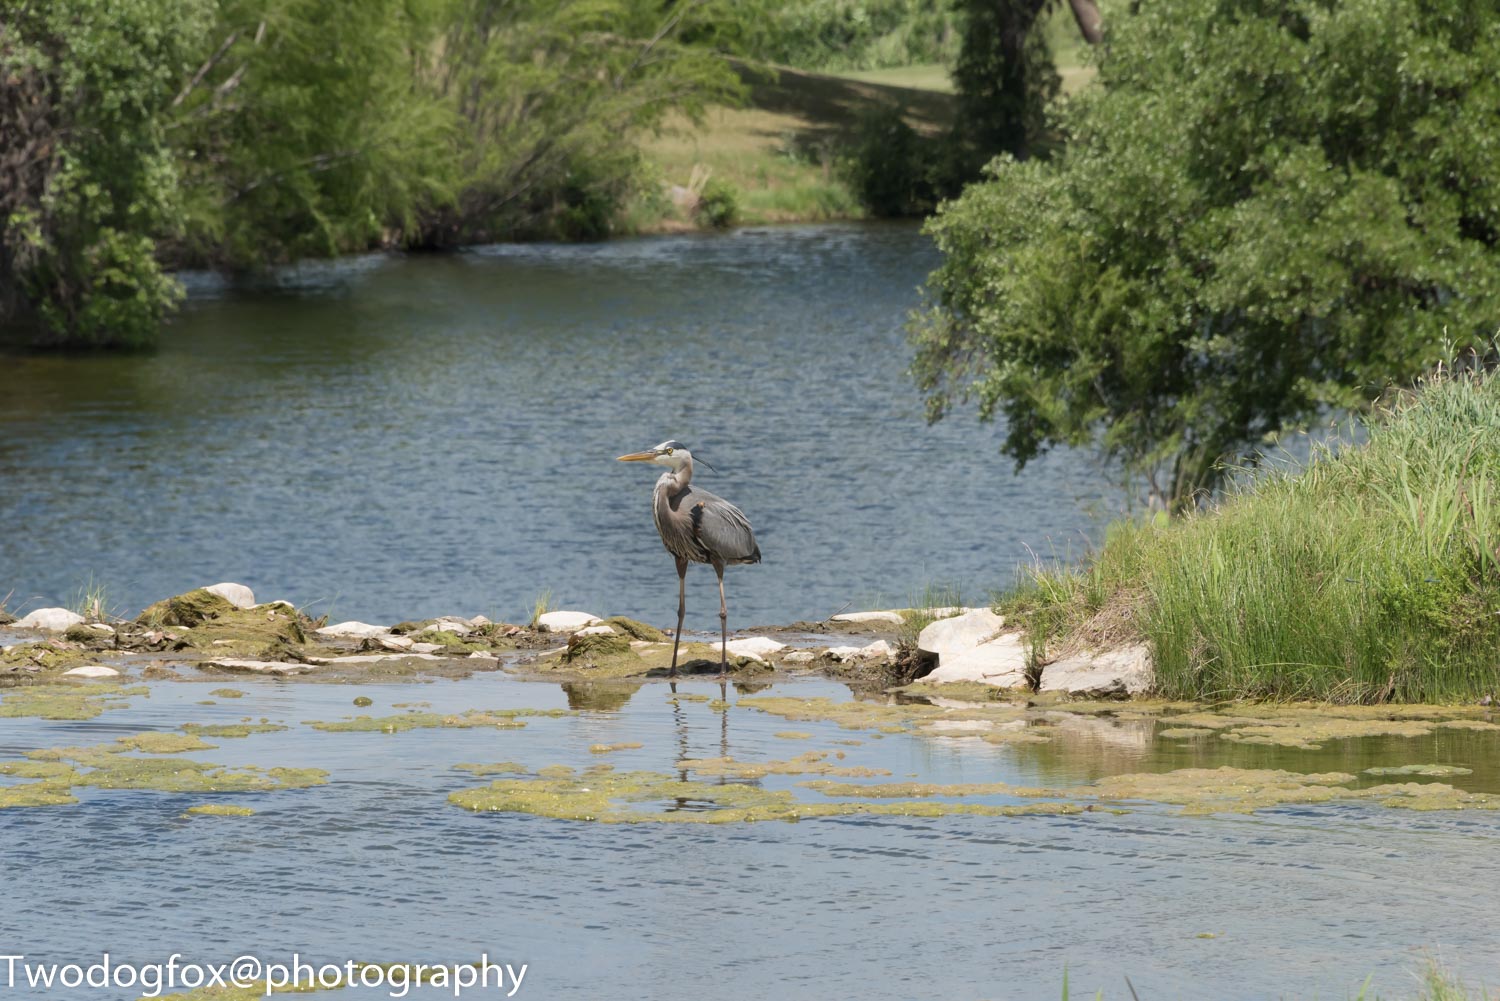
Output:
top-left (670, 557), bottom-right (688, 678)
top-left (716, 564), bottom-right (728, 679)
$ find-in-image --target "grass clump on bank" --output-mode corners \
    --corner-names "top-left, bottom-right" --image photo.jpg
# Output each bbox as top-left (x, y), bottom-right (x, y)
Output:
top-left (1005, 367), bottom-right (1500, 704)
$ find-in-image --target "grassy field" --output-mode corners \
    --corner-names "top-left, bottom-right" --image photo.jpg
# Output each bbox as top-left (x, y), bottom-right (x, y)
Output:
top-left (633, 61), bottom-right (957, 229)
top-left (632, 3), bottom-right (1103, 232)
top-left (1002, 366), bottom-right (1500, 704)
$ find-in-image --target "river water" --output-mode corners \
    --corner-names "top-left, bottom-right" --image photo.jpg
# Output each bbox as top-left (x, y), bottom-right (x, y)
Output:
top-left (0, 223), bottom-right (1110, 628)
top-left (1, 671), bottom-right (1498, 999)
top-left (4, 224), bottom-right (1497, 1001)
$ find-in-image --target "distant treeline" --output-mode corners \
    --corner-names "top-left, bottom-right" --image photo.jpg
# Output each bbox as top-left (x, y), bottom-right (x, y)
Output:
top-left (0, 0), bottom-right (753, 348)
top-left (0, 0), bottom-right (1081, 349)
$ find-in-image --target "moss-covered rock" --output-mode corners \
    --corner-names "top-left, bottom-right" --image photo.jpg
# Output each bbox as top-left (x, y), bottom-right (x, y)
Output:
top-left (602, 617), bottom-right (667, 642)
top-left (0, 640), bottom-right (96, 676)
top-left (566, 631), bottom-right (633, 662)
top-left (139, 589), bottom-right (238, 628)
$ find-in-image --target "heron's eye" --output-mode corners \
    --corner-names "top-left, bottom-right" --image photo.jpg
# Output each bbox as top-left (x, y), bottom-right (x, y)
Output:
top-left (663, 448), bottom-right (674, 455)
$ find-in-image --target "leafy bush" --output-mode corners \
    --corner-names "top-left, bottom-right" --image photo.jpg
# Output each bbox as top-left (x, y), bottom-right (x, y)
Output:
top-left (913, 0), bottom-right (1500, 510)
top-left (1005, 365), bottom-right (1500, 703)
top-left (694, 179), bottom-right (741, 230)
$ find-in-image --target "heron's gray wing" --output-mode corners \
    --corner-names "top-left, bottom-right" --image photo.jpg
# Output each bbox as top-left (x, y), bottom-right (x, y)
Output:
top-left (688, 489), bottom-right (761, 565)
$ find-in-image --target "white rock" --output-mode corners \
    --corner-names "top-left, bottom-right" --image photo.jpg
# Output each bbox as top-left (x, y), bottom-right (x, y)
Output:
top-left (204, 583), bottom-right (256, 609)
top-left (575, 624), bottom-right (617, 637)
top-left (430, 617), bottom-right (475, 635)
top-left (411, 642), bottom-right (442, 654)
top-left (371, 634), bottom-right (414, 652)
top-left (14, 608), bottom-right (84, 631)
top-left (470, 615), bottom-right (492, 626)
top-left (63, 665), bottom-right (120, 678)
top-left (782, 650), bottom-right (816, 665)
top-left (1040, 645), bottom-right (1154, 697)
top-left (725, 636), bottom-right (787, 659)
top-left (536, 611), bottom-right (603, 633)
top-left (830, 610), bottom-right (904, 625)
top-left (925, 606), bottom-right (981, 618)
top-left (256, 600), bottom-right (296, 610)
top-left (205, 658), bottom-right (311, 675)
top-left (924, 632), bottom-right (1028, 687)
top-left (826, 639), bottom-right (894, 663)
top-left (917, 608), bottom-right (1005, 661)
top-left (316, 621), bottom-right (390, 639)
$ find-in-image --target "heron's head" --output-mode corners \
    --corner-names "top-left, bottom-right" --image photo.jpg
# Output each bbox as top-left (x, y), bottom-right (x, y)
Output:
top-left (616, 440), bottom-right (713, 471)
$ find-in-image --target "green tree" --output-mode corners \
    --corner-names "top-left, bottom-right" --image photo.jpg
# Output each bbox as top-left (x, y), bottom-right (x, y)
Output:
top-left (912, 0), bottom-right (1500, 510)
top-left (167, 0), bottom-right (454, 268)
top-left (416, 0), bottom-right (747, 245)
top-left (1, 0), bottom-right (210, 347)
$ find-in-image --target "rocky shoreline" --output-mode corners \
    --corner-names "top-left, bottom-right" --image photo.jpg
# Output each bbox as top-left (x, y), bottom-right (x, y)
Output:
top-left (0, 581), bottom-right (1153, 697)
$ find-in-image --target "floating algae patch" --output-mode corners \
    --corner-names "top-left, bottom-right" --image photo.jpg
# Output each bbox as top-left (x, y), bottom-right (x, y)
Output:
top-left (0, 780), bottom-right (78, 809)
top-left (1159, 727), bottom-right (1214, 739)
top-left (1364, 764), bottom-right (1474, 777)
top-left (672, 693), bottom-right (711, 703)
top-left (0, 683), bottom-right (138, 720)
top-left (1087, 767), bottom-right (1359, 815)
top-left (307, 708), bottom-right (569, 732)
top-left (1217, 718), bottom-right (1439, 750)
top-left (896, 681), bottom-right (1016, 703)
top-left (739, 695), bottom-right (1030, 737)
top-left (773, 731), bottom-right (813, 740)
top-left (181, 723), bottom-right (289, 738)
top-left (803, 778), bottom-right (1061, 799)
top-left (209, 688), bottom-right (246, 698)
top-left (1353, 782), bottom-right (1500, 811)
top-left (73, 757), bottom-right (326, 793)
top-left (454, 762), bottom-right (528, 776)
top-left (679, 752), bottom-right (891, 779)
top-left (0, 760), bottom-right (76, 779)
top-left (589, 742), bottom-right (642, 754)
top-left (185, 803), bottom-right (255, 817)
top-left (116, 733), bottom-right (217, 754)
top-left (448, 769), bottom-right (1087, 824)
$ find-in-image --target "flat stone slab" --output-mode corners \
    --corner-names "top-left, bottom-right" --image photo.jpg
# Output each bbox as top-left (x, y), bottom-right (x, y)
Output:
top-left (536, 611), bottom-right (603, 633)
top-left (429, 617), bottom-right (477, 635)
top-left (63, 665), bottom-right (120, 678)
top-left (204, 582), bottom-right (256, 609)
top-left (917, 609), bottom-right (1006, 660)
top-left (826, 639), bottom-right (894, 663)
top-left (781, 650), bottom-right (816, 665)
top-left (924, 632), bottom-right (1027, 687)
top-left (1040, 645), bottom-right (1154, 697)
top-left (306, 653), bottom-right (445, 666)
top-left (830, 611), bottom-right (904, 625)
top-left (203, 659), bottom-right (312, 675)
top-left (575, 625), bottom-right (617, 637)
top-left (13, 608), bottom-right (85, 632)
top-left (725, 637), bottom-right (788, 659)
top-left (316, 621), bottom-right (391, 639)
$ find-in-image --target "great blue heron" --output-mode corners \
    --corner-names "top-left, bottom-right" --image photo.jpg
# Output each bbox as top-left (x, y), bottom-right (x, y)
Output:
top-left (617, 440), bottom-right (760, 677)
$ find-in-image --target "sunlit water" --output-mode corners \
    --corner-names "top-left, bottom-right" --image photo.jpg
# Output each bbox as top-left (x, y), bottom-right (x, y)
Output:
top-left (2, 672), bottom-right (1499, 999)
top-left (0, 223), bottom-right (1114, 627)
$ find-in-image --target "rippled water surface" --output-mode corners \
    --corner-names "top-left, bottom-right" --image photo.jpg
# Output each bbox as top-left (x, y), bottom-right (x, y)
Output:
top-left (0, 223), bottom-right (1110, 626)
top-left (2, 672), bottom-right (1499, 999)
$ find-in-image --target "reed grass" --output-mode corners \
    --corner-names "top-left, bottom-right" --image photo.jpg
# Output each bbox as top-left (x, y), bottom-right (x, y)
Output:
top-left (1002, 366), bottom-right (1500, 703)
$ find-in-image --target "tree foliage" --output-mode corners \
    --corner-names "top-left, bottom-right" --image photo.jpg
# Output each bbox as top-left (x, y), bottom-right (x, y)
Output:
top-left (912, 0), bottom-right (1500, 509)
top-left (1, 0), bottom-right (749, 345)
top-left (1, 0), bottom-right (210, 347)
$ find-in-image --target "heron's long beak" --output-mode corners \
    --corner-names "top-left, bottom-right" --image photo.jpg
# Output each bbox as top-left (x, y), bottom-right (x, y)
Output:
top-left (617, 451), bottom-right (657, 462)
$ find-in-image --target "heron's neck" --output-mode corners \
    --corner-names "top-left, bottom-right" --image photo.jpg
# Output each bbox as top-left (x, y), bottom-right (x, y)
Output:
top-left (658, 456), bottom-right (693, 493)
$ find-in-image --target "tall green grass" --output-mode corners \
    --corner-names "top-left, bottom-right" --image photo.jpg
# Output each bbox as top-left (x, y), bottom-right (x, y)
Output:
top-left (1003, 366), bottom-right (1500, 703)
